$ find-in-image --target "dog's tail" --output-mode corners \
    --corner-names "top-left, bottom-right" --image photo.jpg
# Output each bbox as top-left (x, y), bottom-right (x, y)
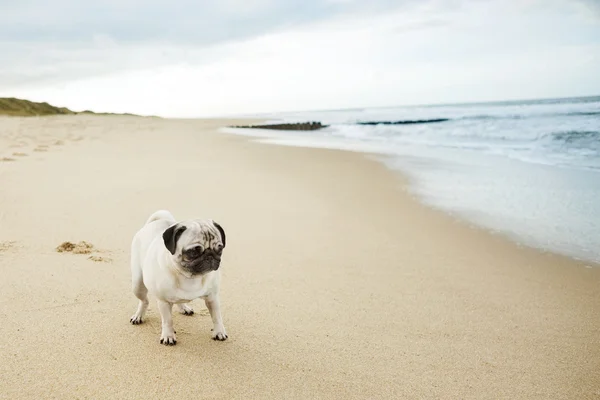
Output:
top-left (144, 210), bottom-right (176, 226)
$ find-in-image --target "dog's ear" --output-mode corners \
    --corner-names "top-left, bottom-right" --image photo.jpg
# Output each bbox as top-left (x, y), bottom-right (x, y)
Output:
top-left (212, 221), bottom-right (226, 248)
top-left (163, 223), bottom-right (187, 255)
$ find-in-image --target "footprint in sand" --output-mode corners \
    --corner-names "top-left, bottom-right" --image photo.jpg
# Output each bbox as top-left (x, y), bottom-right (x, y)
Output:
top-left (12, 152), bottom-right (28, 157)
top-left (88, 255), bottom-right (112, 263)
top-left (197, 309), bottom-right (210, 317)
top-left (56, 241), bottom-right (94, 254)
top-left (1, 157), bottom-right (16, 162)
top-left (0, 241), bottom-right (16, 252)
top-left (33, 147), bottom-right (48, 152)
top-left (56, 241), bottom-right (112, 263)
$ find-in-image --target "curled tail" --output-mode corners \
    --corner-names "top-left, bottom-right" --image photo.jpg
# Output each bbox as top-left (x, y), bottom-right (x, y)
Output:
top-left (144, 210), bottom-right (176, 226)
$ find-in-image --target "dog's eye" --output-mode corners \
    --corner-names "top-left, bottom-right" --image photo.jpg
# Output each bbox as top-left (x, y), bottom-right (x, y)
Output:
top-left (215, 244), bottom-right (224, 254)
top-left (186, 246), bottom-right (202, 256)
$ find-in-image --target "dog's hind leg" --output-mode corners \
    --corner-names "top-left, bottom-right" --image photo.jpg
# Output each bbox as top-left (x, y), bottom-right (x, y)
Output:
top-left (130, 241), bottom-right (149, 325)
top-left (130, 278), bottom-right (149, 325)
top-left (176, 303), bottom-right (194, 315)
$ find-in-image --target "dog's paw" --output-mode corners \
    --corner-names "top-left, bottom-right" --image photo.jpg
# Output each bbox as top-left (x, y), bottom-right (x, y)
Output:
top-left (177, 304), bottom-right (194, 316)
top-left (160, 332), bottom-right (177, 346)
top-left (130, 314), bottom-right (144, 325)
top-left (212, 329), bottom-right (228, 341)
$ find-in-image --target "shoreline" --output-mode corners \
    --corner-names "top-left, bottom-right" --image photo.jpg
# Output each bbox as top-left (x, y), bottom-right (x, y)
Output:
top-left (376, 151), bottom-right (600, 267)
top-left (219, 125), bottom-right (600, 267)
top-left (1, 114), bottom-right (599, 399)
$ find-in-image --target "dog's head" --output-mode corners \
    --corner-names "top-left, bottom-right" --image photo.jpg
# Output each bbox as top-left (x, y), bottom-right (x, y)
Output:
top-left (162, 219), bottom-right (226, 276)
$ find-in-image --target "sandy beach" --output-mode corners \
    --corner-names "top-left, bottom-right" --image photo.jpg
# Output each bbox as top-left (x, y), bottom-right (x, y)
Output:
top-left (0, 115), bottom-right (599, 399)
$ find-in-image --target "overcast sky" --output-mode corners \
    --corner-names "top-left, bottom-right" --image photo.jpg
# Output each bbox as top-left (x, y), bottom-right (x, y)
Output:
top-left (1, 0), bottom-right (599, 117)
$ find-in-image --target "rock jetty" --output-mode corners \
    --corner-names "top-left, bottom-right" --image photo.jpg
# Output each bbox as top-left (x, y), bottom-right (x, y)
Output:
top-left (231, 121), bottom-right (328, 131)
top-left (357, 118), bottom-right (449, 125)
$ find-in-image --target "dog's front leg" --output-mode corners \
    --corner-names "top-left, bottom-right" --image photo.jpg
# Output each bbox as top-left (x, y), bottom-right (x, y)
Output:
top-left (204, 294), bottom-right (228, 341)
top-left (157, 300), bottom-right (177, 345)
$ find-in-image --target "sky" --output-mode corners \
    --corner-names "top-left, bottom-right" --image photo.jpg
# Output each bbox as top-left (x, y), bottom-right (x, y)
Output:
top-left (1, 0), bottom-right (599, 117)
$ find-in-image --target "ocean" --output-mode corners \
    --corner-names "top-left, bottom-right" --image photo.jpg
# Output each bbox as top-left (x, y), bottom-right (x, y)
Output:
top-left (221, 96), bottom-right (600, 265)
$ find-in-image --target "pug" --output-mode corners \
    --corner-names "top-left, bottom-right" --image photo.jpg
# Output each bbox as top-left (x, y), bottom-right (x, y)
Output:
top-left (129, 210), bottom-right (227, 345)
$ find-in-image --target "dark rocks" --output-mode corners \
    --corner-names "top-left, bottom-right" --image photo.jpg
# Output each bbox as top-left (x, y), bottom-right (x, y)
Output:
top-left (357, 118), bottom-right (450, 125)
top-left (231, 121), bottom-right (328, 131)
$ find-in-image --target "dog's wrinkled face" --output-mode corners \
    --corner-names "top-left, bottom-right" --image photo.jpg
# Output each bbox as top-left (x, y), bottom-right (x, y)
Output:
top-left (162, 219), bottom-right (226, 276)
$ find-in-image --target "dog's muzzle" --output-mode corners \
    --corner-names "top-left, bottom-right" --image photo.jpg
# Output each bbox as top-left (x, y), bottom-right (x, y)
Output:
top-left (182, 246), bottom-right (222, 275)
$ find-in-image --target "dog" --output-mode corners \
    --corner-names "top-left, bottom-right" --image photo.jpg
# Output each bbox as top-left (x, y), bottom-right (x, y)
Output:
top-left (129, 210), bottom-right (228, 345)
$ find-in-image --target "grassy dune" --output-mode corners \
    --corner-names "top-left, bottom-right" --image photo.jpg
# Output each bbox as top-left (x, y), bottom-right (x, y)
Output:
top-left (0, 98), bottom-right (143, 117)
top-left (0, 98), bottom-right (75, 116)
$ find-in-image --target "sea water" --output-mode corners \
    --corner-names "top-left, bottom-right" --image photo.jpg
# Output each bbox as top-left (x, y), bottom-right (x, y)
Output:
top-left (221, 96), bottom-right (600, 264)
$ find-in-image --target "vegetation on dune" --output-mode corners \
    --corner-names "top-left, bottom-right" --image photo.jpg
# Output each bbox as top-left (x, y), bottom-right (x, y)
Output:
top-left (0, 97), bottom-right (145, 117)
top-left (0, 98), bottom-right (75, 116)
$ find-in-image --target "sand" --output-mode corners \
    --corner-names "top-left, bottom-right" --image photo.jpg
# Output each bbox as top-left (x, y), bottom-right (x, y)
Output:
top-left (0, 115), bottom-right (599, 399)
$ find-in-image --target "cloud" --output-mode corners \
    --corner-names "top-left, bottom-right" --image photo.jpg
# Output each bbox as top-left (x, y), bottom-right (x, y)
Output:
top-left (0, 0), bottom-right (406, 44)
top-left (0, 0), bottom-right (599, 116)
top-left (576, 0), bottom-right (600, 17)
top-left (0, 0), bottom-right (416, 89)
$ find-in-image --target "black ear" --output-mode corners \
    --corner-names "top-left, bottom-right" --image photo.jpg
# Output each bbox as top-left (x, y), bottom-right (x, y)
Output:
top-left (213, 221), bottom-right (226, 248)
top-left (162, 224), bottom-right (187, 255)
